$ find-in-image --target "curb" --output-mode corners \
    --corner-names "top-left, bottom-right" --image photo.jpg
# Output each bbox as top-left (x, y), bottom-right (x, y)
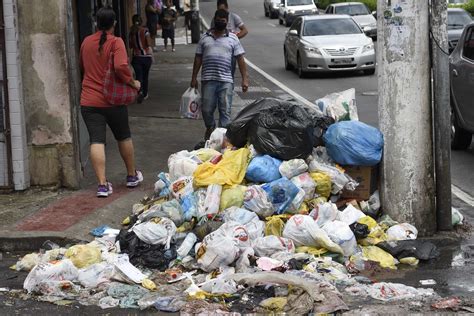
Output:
top-left (0, 233), bottom-right (85, 252)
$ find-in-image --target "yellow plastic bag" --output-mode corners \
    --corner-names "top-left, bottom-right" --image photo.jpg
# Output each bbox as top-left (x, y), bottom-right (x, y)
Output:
top-left (361, 246), bottom-right (397, 270)
top-left (142, 278), bottom-right (157, 290)
top-left (310, 172), bottom-right (332, 198)
top-left (399, 257), bottom-right (419, 266)
top-left (359, 225), bottom-right (387, 246)
top-left (265, 214), bottom-right (291, 237)
top-left (298, 202), bottom-right (309, 214)
top-left (193, 148), bottom-right (220, 162)
top-left (259, 297), bottom-right (288, 312)
top-left (296, 246), bottom-right (328, 256)
top-left (220, 185), bottom-right (246, 211)
top-left (193, 148), bottom-right (250, 187)
top-left (358, 216), bottom-right (377, 230)
top-left (65, 244), bottom-right (102, 269)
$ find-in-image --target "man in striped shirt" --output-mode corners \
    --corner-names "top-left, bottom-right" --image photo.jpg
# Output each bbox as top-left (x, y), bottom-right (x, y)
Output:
top-left (190, 9), bottom-right (249, 140)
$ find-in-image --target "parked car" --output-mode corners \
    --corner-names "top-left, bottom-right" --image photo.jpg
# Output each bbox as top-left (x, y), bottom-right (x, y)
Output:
top-left (283, 15), bottom-right (375, 77)
top-left (450, 22), bottom-right (474, 149)
top-left (264, 0), bottom-right (281, 18)
top-left (448, 8), bottom-right (472, 53)
top-left (325, 2), bottom-right (377, 39)
top-left (278, 0), bottom-right (319, 27)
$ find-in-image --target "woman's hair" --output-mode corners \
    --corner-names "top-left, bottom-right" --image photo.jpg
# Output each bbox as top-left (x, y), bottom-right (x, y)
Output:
top-left (217, 0), bottom-right (228, 9)
top-left (130, 14), bottom-right (142, 38)
top-left (96, 7), bottom-right (116, 53)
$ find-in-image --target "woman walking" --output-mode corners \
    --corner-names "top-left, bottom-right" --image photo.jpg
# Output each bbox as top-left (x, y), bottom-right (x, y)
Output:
top-left (146, 0), bottom-right (160, 52)
top-left (80, 7), bottom-right (143, 197)
top-left (129, 14), bottom-right (153, 103)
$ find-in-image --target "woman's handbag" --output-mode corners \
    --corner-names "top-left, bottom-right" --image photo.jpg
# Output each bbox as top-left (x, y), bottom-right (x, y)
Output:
top-left (103, 39), bottom-right (138, 105)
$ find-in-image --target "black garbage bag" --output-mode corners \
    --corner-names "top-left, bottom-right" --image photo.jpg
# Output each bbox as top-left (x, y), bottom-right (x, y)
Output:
top-left (226, 98), bottom-right (281, 148)
top-left (350, 222), bottom-right (370, 240)
top-left (249, 103), bottom-right (315, 160)
top-left (313, 115), bottom-right (336, 147)
top-left (117, 230), bottom-right (177, 270)
top-left (377, 240), bottom-right (440, 261)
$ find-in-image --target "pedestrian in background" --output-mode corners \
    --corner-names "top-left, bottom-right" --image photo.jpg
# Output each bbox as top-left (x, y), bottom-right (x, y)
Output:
top-left (129, 14), bottom-right (153, 103)
top-left (161, 0), bottom-right (178, 52)
top-left (191, 9), bottom-right (249, 140)
top-left (146, 0), bottom-right (160, 52)
top-left (212, 0), bottom-right (248, 39)
top-left (80, 7), bottom-right (144, 198)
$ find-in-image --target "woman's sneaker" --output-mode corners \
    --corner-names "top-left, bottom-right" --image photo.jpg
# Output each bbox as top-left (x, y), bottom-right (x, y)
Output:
top-left (97, 182), bottom-right (113, 198)
top-left (127, 170), bottom-right (144, 188)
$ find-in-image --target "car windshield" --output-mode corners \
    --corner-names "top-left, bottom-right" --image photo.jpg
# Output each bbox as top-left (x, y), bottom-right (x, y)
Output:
top-left (287, 0), bottom-right (313, 6)
top-left (448, 11), bottom-right (472, 30)
top-left (303, 18), bottom-right (362, 36)
top-left (335, 4), bottom-right (370, 15)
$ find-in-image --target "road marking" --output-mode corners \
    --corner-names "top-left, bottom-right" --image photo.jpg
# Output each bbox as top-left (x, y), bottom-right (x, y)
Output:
top-left (267, 22), bottom-right (276, 27)
top-left (452, 184), bottom-right (474, 207)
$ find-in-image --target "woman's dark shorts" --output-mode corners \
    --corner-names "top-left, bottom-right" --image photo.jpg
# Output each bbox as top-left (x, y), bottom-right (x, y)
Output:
top-left (81, 106), bottom-right (131, 144)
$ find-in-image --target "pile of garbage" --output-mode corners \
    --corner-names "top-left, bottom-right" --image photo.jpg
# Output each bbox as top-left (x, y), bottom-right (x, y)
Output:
top-left (13, 90), bottom-right (452, 313)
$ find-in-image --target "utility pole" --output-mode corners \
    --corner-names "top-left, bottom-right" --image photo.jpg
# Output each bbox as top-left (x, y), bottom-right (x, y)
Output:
top-left (377, 0), bottom-right (436, 235)
top-left (430, 0), bottom-right (453, 231)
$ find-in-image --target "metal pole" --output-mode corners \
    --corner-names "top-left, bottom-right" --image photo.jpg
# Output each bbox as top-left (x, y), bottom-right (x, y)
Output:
top-left (430, 0), bottom-right (453, 231)
top-left (377, 0), bottom-right (436, 235)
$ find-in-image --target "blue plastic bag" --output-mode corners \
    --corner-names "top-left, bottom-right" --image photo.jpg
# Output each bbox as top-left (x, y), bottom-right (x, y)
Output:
top-left (262, 178), bottom-right (300, 214)
top-left (246, 155), bottom-right (282, 183)
top-left (323, 121), bottom-right (384, 166)
top-left (180, 194), bottom-right (198, 221)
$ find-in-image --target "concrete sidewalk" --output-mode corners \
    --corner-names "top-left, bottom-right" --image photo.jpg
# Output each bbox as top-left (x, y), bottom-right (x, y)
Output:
top-left (0, 27), bottom-right (289, 250)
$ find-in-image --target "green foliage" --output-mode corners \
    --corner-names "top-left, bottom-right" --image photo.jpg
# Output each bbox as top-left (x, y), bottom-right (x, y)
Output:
top-left (316, 0), bottom-right (376, 12)
top-left (448, 0), bottom-right (474, 16)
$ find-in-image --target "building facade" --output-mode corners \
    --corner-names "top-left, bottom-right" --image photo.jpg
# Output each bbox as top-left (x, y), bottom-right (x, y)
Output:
top-left (0, 0), bottom-right (141, 190)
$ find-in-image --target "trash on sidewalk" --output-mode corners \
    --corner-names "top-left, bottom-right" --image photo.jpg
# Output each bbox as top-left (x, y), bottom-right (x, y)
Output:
top-left (315, 88), bottom-right (359, 122)
top-left (452, 207), bottom-right (464, 226)
top-left (431, 297), bottom-right (462, 310)
top-left (17, 92), bottom-right (444, 312)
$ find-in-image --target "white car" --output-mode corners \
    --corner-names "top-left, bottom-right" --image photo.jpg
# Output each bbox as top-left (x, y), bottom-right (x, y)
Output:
top-left (325, 2), bottom-right (377, 39)
top-left (264, 0), bottom-right (281, 19)
top-left (283, 15), bottom-right (376, 77)
top-left (278, 0), bottom-right (319, 27)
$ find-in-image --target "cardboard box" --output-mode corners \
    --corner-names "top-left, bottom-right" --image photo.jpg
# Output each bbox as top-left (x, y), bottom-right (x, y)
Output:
top-left (341, 165), bottom-right (379, 200)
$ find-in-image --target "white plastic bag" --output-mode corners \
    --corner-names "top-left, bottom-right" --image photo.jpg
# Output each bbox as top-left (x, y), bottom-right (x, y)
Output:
top-left (322, 220), bottom-right (357, 256)
top-left (386, 223), bottom-right (418, 241)
top-left (180, 88), bottom-right (201, 119)
top-left (138, 200), bottom-right (184, 226)
top-left (315, 88), bottom-right (358, 122)
top-left (205, 128), bottom-right (227, 152)
top-left (195, 188), bottom-right (208, 218)
top-left (24, 259), bottom-right (79, 293)
top-left (170, 176), bottom-right (194, 200)
top-left (132, 218), bottom-right (177, 248)
top-left (196, 222), bottom-right (250, 272)
top-left (338, 204), bottom-right (365, 225)
top-left (307, 159), bottom-right (358, 194)
top-left (253, 236), bottom-right (295, 257)
top-left (168, 151), bottom-right (200, 181)
top-left (291, 173), bottom-right (316, 201)
top-left (203, 184), bottom-right (222, 216)
top-left (222, 207), bottom-right (265, 240)
top-left (279, 159), bottom-right (308, 179)
top-left (77, 262), bottom-right (114, 288)
top-left (282, 215), bottom-right (343, 254)
top-left (310, 202), bottom-right (339, 227)
top-left (243, 185), bottom-right (275, 219)
top-left (286, 188), bottom-right (305, 214)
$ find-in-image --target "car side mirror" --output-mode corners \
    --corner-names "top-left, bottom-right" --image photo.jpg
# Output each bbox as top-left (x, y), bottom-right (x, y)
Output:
top-left (289, 29), bottom-right (298, 36)
top-left (372, 11), bottom-right (377, 19)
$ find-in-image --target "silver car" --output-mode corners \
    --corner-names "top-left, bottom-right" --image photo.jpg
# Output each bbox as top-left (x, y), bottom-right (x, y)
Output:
top-left (283, 15), bottom-right (375, 77)
top-left (264, 0), bottom-right (281, 19)
top-left (450, 22), bottom-right (474, 149)
top-left (325, 2), bottom-right (377, 40)
top-left (448, 8), bottom-right (472, 53)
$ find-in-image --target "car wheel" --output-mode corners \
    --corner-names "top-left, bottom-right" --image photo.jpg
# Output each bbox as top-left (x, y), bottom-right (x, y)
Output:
top-left (284, 48), bottom-right (292, 70)
top-left (264, 6), bottom-right (269, 17)
top-left (451, 108), bottom-right (472, 150)
top-left (285, 17), bottom-right (291, 27)
top-left (279, 17), bottom-right (283, 25)
top-left (364, 69), bottom-right (376, 76)
top-left (297, 54), bottom-right (306, 78)
top-left (271, 11), bottom-right (278, 19)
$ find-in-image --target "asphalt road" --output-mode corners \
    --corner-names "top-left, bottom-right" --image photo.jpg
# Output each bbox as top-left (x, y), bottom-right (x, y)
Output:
top-left (200, 0), bottom-right (474, 199)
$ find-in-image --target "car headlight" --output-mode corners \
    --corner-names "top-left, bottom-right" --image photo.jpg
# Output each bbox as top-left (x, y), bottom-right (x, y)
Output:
top-left (288, 9), bottom-right (295, 14)
top-left (304, 46), bottom-right (322, 56)
top-left (362, 43), bottom-right (374, 53)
